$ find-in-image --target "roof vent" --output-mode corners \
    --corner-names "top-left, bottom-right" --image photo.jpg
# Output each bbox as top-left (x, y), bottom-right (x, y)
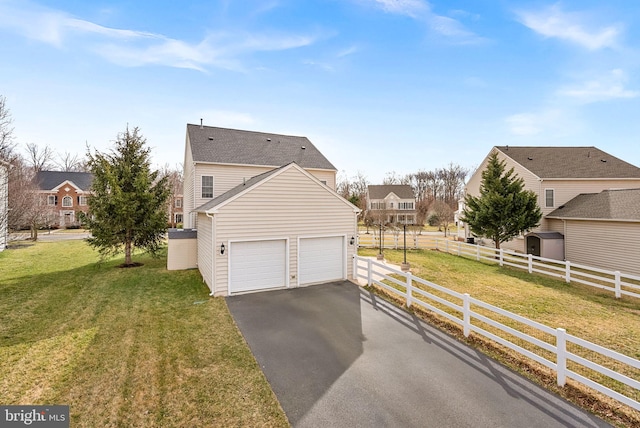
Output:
top-left (208, 137), bottom-right (214, 141)
top-left (301, 146), bottom-right (306, 150)
top-left (200, 118), bottom-right (203, 129)
top-left (267, 138), bottom-right (271, 142)
top-left (601, 159), bottom-right (607, 163)
top-left (527, 156), bottom-right (533, 161)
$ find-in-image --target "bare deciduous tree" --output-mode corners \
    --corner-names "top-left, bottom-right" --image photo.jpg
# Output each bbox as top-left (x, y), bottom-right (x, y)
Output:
top-left (56, 151), bottom-right (87, 172)
top-left (0, 95), bottom-right (16, 161)
top-left (25, 142), bottom-right (54, 172)
top-left (430, 200), bottom-right (455, 237)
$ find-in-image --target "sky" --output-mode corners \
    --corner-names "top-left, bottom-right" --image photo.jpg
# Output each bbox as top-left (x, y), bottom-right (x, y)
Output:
top-left (1, 0), bottom-right (640, 183)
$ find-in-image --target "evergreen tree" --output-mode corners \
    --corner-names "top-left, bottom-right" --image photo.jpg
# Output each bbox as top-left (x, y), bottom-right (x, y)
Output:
top-left (461, 152), bottom-right (542, 249)
top-left (84, 126), bottom-right (170, 266)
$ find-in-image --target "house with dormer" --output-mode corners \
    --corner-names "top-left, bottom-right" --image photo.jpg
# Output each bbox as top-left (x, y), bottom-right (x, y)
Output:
top-left (176, 123), bottom-right (359, 296)
top-left (366, 184), bottom-right (416, 225)
top-left (462, 146), bottom-right (640, 275)
top-left (35, 171), bottom-right (93, 228)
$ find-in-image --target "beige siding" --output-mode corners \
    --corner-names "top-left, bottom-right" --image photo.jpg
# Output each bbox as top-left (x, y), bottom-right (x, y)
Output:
top-left (197, 213), bottom-right (214, 292)
top-left (183, 135), bottom-right (196, 228)
top-left (167, 238), bottom-right (197, 270)
top-left (564, 220), bottom-right (640, 276)
top-left (544, 218), bottom-right (565, 234)
top-left (465, 148), bottom-right (540, 198)
top-left (210, 167), bottom-right (356, 296)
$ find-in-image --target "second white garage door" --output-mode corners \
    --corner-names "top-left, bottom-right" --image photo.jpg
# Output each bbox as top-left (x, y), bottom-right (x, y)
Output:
top-left (229, 239), bottom-right (287, 294)
top-left (299, 236), bottom-right (345, 286)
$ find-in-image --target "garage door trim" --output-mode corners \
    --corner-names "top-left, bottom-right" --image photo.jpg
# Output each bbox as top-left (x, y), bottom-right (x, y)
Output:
top-left (297, 234), bottom-right (347, 286)
top-left (228, 237), bottom-right (290, 295)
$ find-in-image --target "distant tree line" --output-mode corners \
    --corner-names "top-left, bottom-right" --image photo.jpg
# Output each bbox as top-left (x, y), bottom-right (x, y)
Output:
top-left (337, 163), bottom-right (469, 233)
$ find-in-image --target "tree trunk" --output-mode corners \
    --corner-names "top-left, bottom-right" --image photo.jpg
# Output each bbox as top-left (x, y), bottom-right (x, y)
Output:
top-left (124, 232), bottom-right (132, 265)
top-left (30, 223), bottom-right (38, 241)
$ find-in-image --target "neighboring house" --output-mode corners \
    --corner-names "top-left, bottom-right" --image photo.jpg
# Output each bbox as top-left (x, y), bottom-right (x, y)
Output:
top-left (366, 184), bottom-right (416, 224)
top-left (177, 124), bottom-right (359, 296)
top-left (168, 194), bottom-right (183, 227)
top-left (35, 171), bottom-right (93, 228)
top-left (462, 146), bottom-right (640, 274)
top-left (0, 160), bottom-right (8, 251)
top-left (183, 124), bottom-right (338, 228)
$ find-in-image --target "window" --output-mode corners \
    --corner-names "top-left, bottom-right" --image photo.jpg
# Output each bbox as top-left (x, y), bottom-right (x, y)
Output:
top-left (175, 213), bottom-right (183, 224)
top-left (371, 202), bottom-right (385, 210)
top-left (175, 198), bottom-right (182, 208)
top-left (62, 196), bottom-right (73, 207)
top-left (545, 189), bottom-right (554, 208)
top-left (389, 202), bottom-right (394, 209)
top-left (399, 202), bottom-right (414, 210)
top-left (201, 176), bottom-right (213, 198)
top-left (47, 195), bottom-right (57, 205)
top-left (78, 196), bottom-right (88, 206)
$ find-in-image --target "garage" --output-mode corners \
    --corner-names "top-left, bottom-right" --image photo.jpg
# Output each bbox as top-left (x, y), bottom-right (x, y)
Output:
top-left (299, 236), bottom-right (345, 285)
top-left (229, 239), bottom-right (287, 294)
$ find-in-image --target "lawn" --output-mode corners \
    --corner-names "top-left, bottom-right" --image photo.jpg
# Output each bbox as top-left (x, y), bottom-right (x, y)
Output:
top-left (359, 247), bottom-right (640, 426)
top-left (0, 240), bottom-right (288, 427)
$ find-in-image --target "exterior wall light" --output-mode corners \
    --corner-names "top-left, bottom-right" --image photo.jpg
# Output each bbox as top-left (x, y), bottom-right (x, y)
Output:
top-left (349, 236), bottom-right (355, 246)
top-left (220, 243), bottom-right (225, 255)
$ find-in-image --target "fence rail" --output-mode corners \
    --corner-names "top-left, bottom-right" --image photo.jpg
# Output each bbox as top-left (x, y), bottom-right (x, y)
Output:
top-left (353, 256), bottom-right (640, 412)
top-left (357, 233), bottom-right (640, 300)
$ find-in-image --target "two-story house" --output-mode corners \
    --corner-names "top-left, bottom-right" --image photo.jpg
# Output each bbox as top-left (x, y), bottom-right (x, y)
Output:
top-left (177, 123), bottom-right (360, 296)
top-left (35, 171), bottom-right (93, 228)
top-left (366, 185), bottom-right (416, 225)
top-left (462, 146), bottom-right (640, 275)
top-left (0, 159), bottom-right (8, 250)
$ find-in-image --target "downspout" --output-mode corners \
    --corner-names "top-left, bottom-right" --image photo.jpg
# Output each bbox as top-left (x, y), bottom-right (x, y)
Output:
top-left (206, 212), bottom-right (215, 296)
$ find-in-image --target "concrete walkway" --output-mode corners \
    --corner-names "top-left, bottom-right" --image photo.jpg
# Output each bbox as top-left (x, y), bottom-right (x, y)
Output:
top-left (227, 282), bottom-right (609, 427)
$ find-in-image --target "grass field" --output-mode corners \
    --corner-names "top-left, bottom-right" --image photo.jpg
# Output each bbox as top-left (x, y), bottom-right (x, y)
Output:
top-left (0, 240), bottom-right (288, 427)
top-left (359, 248), bottom-right (640, 427)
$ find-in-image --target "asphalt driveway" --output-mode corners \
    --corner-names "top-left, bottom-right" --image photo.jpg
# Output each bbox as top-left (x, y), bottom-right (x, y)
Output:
top-left (226, 281), bottom-right (610, 427)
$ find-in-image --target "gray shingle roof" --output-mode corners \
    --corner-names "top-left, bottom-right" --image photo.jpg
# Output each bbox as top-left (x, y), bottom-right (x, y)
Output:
top-left (35, 171), bottom-right (94, 191)
top-left (547, 188), bottom-right (640, 221)
top-left (193, 165), bottom-right (285, 213)
top-left (368, 185), bottom-right (414, 200)
top-left (187, 124), bottom-right (336, 170)
top-left (495, 146), bottom-right (640, 179)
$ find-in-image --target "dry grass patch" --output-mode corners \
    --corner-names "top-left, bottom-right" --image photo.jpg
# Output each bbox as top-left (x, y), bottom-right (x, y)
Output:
top-left (0, 240), bottom-right (288, 428)
top-left (360, 248), bottom-right (640, 427)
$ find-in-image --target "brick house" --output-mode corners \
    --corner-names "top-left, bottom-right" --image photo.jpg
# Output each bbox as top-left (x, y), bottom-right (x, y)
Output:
top-left (35, 171), bottom-right (93, 228)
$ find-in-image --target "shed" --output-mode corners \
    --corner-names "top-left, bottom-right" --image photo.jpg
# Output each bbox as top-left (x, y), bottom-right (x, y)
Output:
top-left (194, 162), bottom-right (360, 296)
top-left (167, 229), bottom-right (198, 270)
top-left (524, 231), bottom-right (564, 261)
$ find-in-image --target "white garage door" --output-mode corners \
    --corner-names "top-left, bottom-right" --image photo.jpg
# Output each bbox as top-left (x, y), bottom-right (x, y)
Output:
top-left (299, 236), bottom-right (344, 285)
top-left (229, 240), bottom-right (287, 294)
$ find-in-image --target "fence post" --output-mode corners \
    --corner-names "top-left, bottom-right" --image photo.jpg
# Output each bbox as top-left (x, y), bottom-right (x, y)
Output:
top-left (463, 293), bottom-right (471, 337)
top-left (435, 239), bottom-right (439, 251)
top-left (352, 255), bottom-right (357, 280)
top-left (457, 242), bottom-right (461, 256)
top-left (476, 244), bottom-right (480, 261)
top-left (446, 239), bottom-right (450, 254)
top-left (615, 271), bottom-right (621, 298)
top-left (406, 274), bottom-right (413, 308)
top-left (499, 249), bottom-right (504, 267)
top-left (367, 258), bottom-right (372, 287)
top-left (556, 328), bottom-right (567, 387)
top-left (565, 260), bottom-right (571, 283)
top-left (528, 254), bottom-right (533, 274)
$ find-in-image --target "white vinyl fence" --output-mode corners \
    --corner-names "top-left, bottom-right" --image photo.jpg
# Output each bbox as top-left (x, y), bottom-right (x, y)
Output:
top-left (358, 233), bottom-right (640, 300)
top-left (353, 256), bottom-right (640, 412)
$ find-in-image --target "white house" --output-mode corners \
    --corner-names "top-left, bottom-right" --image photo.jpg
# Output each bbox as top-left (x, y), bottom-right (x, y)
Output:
top-left (366, 184), bottom-right (416, 224)
top-left (172, 124), bottom-right (360, 296)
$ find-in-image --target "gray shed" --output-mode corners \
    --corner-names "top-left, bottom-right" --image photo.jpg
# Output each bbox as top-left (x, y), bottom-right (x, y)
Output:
top-left (525, 232), bottom-right (564, 261)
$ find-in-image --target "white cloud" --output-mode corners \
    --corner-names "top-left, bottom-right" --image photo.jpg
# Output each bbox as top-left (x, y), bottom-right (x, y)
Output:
top-left (558, 69), bottom-right (639, 103)
top-left (505, 109), bottom-right (563, 136)
top-left (363, 0), bottom-right (484, 44)
top-left (0, 0), bottom-right (317, 72)
top-left (515, 4), bottom-right (621, 50)
top-left (337, 45), bottom-right (359, 58)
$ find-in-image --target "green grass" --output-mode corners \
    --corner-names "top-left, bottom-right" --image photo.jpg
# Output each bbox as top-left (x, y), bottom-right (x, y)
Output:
top-left (360, 248), bottom-right (640, 426)
top-left (0, 241), bottom-right (288, 428)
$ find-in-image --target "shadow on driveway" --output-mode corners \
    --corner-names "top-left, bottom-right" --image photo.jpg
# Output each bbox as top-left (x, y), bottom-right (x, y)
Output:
top-left (227, 281), bottom-right (610, 427)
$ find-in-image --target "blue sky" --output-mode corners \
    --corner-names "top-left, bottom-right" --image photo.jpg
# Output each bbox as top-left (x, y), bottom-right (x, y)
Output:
top-left (1, 0), bottom-right (639, 183)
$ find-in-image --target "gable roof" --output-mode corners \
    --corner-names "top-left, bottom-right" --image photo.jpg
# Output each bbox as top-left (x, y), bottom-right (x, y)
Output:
top-left (547, 188), bottom-right (640, 221)
top-left (193, 162), bottom-right (359, 214)
top-left (187, 124), bottom-right (336, 171)
top-left (35, 171), bottom-right (94, 191)
top-left (368, 185), bottom-right (414, 200)
top-left (495, 146), bottom-right (640, 179)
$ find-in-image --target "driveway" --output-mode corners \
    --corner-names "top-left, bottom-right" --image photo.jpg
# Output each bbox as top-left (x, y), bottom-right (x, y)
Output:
top-left (226, 282), bottom-right (609, 427)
